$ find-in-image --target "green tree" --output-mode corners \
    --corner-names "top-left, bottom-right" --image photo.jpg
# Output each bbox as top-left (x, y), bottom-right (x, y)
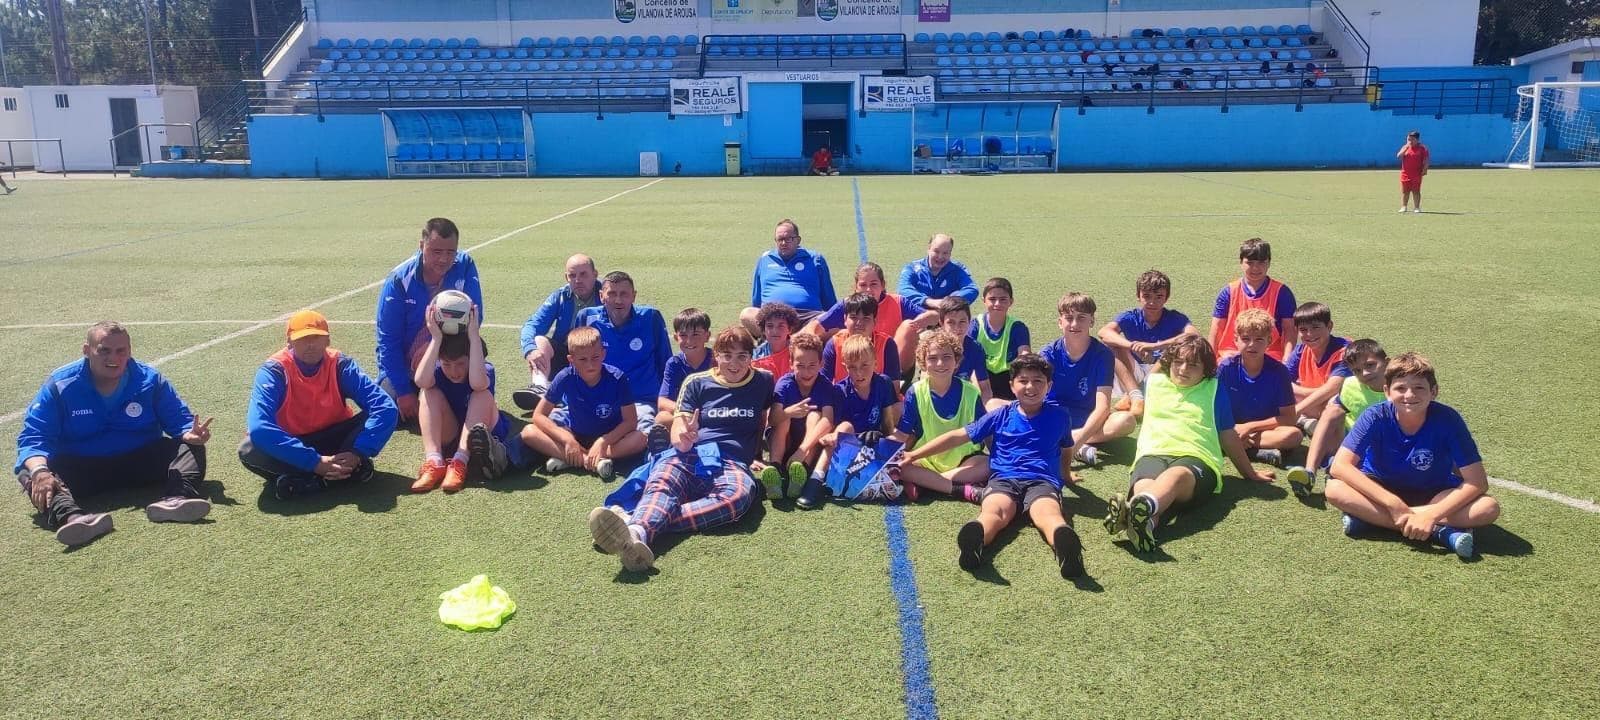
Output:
top-left (1477, 0), bottom-right (1600, 65)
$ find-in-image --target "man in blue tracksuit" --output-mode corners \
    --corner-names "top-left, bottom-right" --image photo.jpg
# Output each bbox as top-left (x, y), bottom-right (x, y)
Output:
top-left (514, 253), bottom-right (599, 410)
top-left (375, 217), bottom-right (484, 424)
top-left (15, 322), bottom-right (216, 546)
top-left (573, 270), bottom-right (670, 434)
top-left (895, 232), bottom-right (980, 377)
top-left (739, 218), bottom-right (836, 338)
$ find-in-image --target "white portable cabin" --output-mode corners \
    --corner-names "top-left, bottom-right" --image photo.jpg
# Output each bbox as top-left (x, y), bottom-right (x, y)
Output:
top-left (24, 85), bottom-right (200, 172)
top-left (0, 87), bottom-right (34, 167)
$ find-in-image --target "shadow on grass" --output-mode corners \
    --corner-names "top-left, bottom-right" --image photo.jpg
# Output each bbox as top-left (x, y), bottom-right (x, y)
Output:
top-left (610, 497), bottom-right (772, 583)
top-left (1105, 476), bottom-right (1287, 562)
top-left (254, 470), bottom-right (412, 515)
top-left (1347, 523), bottom-right (1534, 561)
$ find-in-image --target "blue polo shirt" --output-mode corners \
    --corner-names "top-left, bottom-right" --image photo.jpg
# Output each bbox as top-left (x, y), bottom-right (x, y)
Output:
top-left (15, 359), bottom-right (196, 474)
top-left (955, 334), bottom-right (991, 383)
top-left (1040, 337), bottom-right (1115, 430)
top-left (577, 305), bottom-right (672, 406)
top-left (965, 402), bottom-right (1073, 487)
top-left (774, 371), bottom-right (843, 438)
top-left (519, 285), bottom-right (599, 356)
top-left (1342, 400), bottom-right (1482, 495)
top-left (1216, 355), bottom-right (1296, 424)
top-left (546, 364), bottom-right (632, 438)
top-left (659, 351), bottom-right (714, 402)
top-left (1114, 307), bottom-right (1192, 351)
top-left (750, 248), bottom-right (836, 312)
top-left (833, 373), bottom-right (899, 432)
top-left (374, 251), bottom-right (484, 398)
top-left (432, 362), bottom-right (508, 439)
top-left (897, 257), bottom-right (979, 310)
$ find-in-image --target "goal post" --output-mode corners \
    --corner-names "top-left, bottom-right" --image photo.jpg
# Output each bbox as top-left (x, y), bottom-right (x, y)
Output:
top-left (1486, 81), bottom-right (1600, 168)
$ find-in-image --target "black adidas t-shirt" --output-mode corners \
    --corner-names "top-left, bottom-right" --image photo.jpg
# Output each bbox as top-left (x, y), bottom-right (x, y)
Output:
top-left (677, 368), bottom-right (776, 465)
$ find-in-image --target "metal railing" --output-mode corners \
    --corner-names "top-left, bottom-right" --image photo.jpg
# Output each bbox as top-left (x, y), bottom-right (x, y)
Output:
top-left (934, 66), bottom-right (1375, 113)
top-left (1323, 0), bottom-right (1371, 68)
top-left (1368, 75), bottom-right (1516, 117)
top-left (244, 76), bottom-right (673, 118)
top-left (0, 139), bottom-right (66, 176)
top-left (698, 34), bottom-right (908, 74)
top-left (198, 83), bottom-right (252, 151)
top-left (262, 8), bottom-right (309, 74)
top-left (107, 123), bottom-right (198, 176)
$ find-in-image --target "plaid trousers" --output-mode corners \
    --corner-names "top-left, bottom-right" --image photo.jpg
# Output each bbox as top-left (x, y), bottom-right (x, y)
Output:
top-left (630, 456), bottom-right (756, 544)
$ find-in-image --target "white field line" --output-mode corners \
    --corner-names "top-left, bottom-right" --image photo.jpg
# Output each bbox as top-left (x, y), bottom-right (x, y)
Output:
top-left (1488, 478), bottom-right (1600, 514)
top-left (0, 178), bottom-right (662, 425)
top-left (0, 320), bottom-right (524, 330)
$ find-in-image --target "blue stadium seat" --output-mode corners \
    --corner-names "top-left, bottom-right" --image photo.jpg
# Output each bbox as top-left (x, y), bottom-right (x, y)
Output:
top-left (914, 33), bottom-right (931, 43)
top-left (1204, 27), bottom-right (1221, 36)
top-left (1248, 38), bottom-right (1264, 48)
top-left (1142, 53), bottom-right (1156, 63)
top-left (1259, 25), bottom-right (1277, 35)
top-left (983, 32), bottom-right (1000, 42)
top-left (1223, 26), bottom-right (1239, 36)
top-left (374, 62), bottom-right (390, 73)
top-left (611, 35), bottom-right (627, 46)
top-left (1198, 52), bottom-right (1214, 62)
top-left (1297, 24), bottom-right (1314, 35)
top-left (439, 49), bottom-right (456, 60)
top-left (355, 39), bottom-right (372, 49)
top-left (949, 32), bottom-right (967, 42)
top-left (682, 34), bottom-right (698, 45)
top-left (464, 37), bottom-right (480, 48)
top-left (1315, 77), bottom-right (1333, 88)
top-left (449, 62), bottom-right (465, 72)
top-left (1296, 49), bottom-right (1312, 60)
top-left (1267, 37), bottom-right (1283, 48)
top-left (1277, 25), bottom-right (1295, 34)
top-left (662, 46), bottom-right (678, 57)
top-left (1007, 42), bottom-right (1023, 53)
top-left (1286, 37), bottom-right (1302, 48)
top-left (606, 48), bottom-right (623, 58)
top-left (335, 38), bottom-right (353, 49)
top-left (316, 38), bottom-right (333, 49)
top-left (1066, 54), bottom-right (1082, 66)
top-left (445, 38), bottom-right (462, 49)
top-left (1220, 51), bottom-right (1236, 62)
top-left (1229, 38), bottom-right (1244, 49)
top-left (1240, 26), bottom-right (1257, 36)
top-left (1274, 78), bottom-right (1292, 89)
top-left (426, 38), bottom-right (443, 49)
top-left (1185, 27), bottom-right (1201, 36)
top-left (1238, 51), bottom-right (1253, 61)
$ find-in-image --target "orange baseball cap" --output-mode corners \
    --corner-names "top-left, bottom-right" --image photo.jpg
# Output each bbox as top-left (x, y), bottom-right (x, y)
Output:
top-left (286, 310), bottom-right (330, 341)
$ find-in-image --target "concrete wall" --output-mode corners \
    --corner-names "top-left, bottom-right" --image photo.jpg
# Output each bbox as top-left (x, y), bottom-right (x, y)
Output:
top-left (250, 113), bottom-right (390, 177)
top-left (1320, 0), bottom-right (1479, 68)
top-left (25, 85), bottom-right (198, 172)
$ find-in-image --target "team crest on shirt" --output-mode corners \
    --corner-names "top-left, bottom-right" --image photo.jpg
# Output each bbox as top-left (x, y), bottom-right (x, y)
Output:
top-left (1409, 449), bottom-right (1434, 471)
top-left (124, 402), bottom-right (143, 418)
top-left (1078, 378), bottom-right (1089, 395)
top-left (595, 404), bottom-right (614, 418)
top-left (629, 338), bottom-right (643, 351)
top-left (795, 262), bottom-right (806, 271)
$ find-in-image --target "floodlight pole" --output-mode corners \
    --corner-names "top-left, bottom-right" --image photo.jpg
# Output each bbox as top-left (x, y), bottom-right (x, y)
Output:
top-left (250, 0), bottom-right (263, 71)
top-left (137, 0), bottom-right (158, 85)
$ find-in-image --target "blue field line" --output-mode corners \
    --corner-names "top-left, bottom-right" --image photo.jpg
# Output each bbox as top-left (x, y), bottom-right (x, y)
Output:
top-left (854, 177), bottom-right (939, 720)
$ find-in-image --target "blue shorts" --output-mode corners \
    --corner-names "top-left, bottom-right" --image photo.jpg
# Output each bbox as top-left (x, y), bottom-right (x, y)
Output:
top-left (550, 402), bottom-right (655, 436)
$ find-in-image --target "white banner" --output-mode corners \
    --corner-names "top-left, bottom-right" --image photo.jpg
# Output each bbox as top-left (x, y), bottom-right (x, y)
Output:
top-left (670, 77), bottom-right (742, 115)
top-left (615, 0), bottom-right (697, 23)
top-left (862, 76), bottom-right (936, 111)
top-left (821, 0), bottom-right (900, 21)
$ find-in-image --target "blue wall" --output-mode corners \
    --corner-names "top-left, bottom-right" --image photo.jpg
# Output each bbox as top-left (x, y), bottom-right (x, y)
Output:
top-left (530, 112), bottom-right (744, 175)
top-left (250, 113), bottom-right (389, 177)
top-left (851, 111), bottom-right (914, 172)
top-left (1055, 103), bottom-right (1511, 169)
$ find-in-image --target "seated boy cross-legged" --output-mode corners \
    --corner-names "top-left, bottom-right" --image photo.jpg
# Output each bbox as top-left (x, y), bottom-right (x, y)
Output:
top-left (900, 353), bottom-right (1086, 579)
top-left (1041, 293), bottom-right (1136, 475)
top-left (1103, 336), bottom-right (1273, 553)
top-left (411, 303), bottom-right (524, 493)
top-left (888, 330), bottom-right (990, 504)
top-left (1325, 352), bottom-right (1500, 559)
top-left (1288, 338), bottom-right (1386, 498)
top-left (1217, 308), bottom-right (1302, 467)
top-left (819, 293), bottom-right (901, 383)
top-left (804, 335), bottom-right (902, 509)
top-left (762, 332), bottom-right (840, 504)
top-left (1097, 269), bottom-right (1197, 418)
top-left (520, 327), bottom-right (646, 480)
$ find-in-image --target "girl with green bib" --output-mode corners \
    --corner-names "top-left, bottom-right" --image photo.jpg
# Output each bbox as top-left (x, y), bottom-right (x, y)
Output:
top-left (1104, 335), bottom-right (1273, 552)
top-left (888, 331), bottom-right (990, 503)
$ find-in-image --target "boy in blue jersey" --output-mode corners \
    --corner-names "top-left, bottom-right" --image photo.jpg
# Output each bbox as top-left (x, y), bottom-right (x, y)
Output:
top-left (1103, 335), bottom-right (1273, 553)
top-left (16, 322), bottom-right (216, 546)
top-left (410, 303), bottom-right (522, 494)
top-left (897, 233), bottom-right (980, 373)
top-left (764, 332), bottom-right (839, 505)
top-left (522, 327), bottom-right (645, 481)
top-left (375, 217), bottom-right (484, 423)
top-left (1284, 301), bottom-right (1351, 425)
top-left (652, 308), bottom-right (714, 450)
top-left (740, 218), bottom-right (836, 338)
top-left (577, 270), bottom-right (671, 434)
top-left (970, 277), bottom-right (1032, 404)
top-left (1040, 293), bottom-right (1136, 478)
top-left (934, 296), bottom-right (999, 410)
top-left (1098, 269), bottom-right (1196, 418)
top-left (901, 354), bottom-right (1086, 579)
top-left (240, 311), bottom-right (399, 501)
top-left (515, 253), bottom-right (599, 410)
top-left (588, 327), bottom-right (779, 573)
top-left (819, 293), bottom-right (901, 383)
top-left (804, 335), bottom-right (902, 508)
top-left (888, 331), bottom-right (990, 504)
top-left (1327, 353), bottom-right (1501, 559)
top-left (1291, 339), bottom-right (1388, 498)
top-left (1216, 309), bottom-right (1302, 467)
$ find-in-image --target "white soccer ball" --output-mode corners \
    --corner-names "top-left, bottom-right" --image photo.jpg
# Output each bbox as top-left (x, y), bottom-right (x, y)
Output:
top-left (434, 290), bottom-right (473, 335)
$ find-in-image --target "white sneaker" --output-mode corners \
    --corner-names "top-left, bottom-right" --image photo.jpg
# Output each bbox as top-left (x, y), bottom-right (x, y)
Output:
top-left (145, 497), bottom-right (211, 523)
top-left (596, 458), bottom-right (615, 481)
top-left (1413, 207), bottom-right (1422, 213)
top-left (587, 506), bottom-right (632, 554)
top-left (1398, 207), bottom-right (1409, 213)
top-left (545, 457), bottom-right (570, 473)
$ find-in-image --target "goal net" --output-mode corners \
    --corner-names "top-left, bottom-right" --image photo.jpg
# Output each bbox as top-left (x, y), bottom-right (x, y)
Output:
top-left (1492, 82), bottom-right (1600, 168)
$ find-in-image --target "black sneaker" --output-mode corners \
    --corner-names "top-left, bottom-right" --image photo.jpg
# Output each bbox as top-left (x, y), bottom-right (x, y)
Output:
top-left (467, 423), bottom-right (510, 481)
top-left (511, 382), bottom-right (546, 411)
top-left (860, 430), bottom-right (884, 447)
top-left (1053, 524), bottom-right (1085, 578)
top-left (646, 422), bottom-right (671, 456)
top-left (795, 476), bottom-right (828, 510)
top-left (273, 474), bottom-right (299, 501)
top-left (957, 520), bottom-right (985, 570)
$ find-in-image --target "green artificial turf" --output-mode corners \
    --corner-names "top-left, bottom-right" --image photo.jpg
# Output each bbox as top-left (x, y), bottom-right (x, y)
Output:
top-left (2, 170), bottom-right (1598, 719)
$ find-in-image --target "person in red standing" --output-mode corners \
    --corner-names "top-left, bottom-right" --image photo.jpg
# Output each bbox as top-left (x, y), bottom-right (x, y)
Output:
top-left (1396, 130), bottom-right (1429, 213)
top-left (811, 145), bottom-right (839, 176)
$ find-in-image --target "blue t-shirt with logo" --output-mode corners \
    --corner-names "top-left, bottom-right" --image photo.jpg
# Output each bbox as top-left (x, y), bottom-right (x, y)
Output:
top-left (751, 248), bottom-right (836, 312)
top-left (1216, 355), bottom-right (1296, 424)
top-left (773, 372), bottom-right (843, 439)
top-left (659, 351), bottom-right (714, 401)
top-left (546, 364), bottom-right (632, 438)
top-left (1113, 307), bottom-right (1192, 352)
top-left (955, 335), bottom-right (991, 383)
top-left (965, 402), bottom-right (1073, 487)
top-left (1039, 337), bottom-right (1115, 430)
top-left (577, 305), bottom-right (672, 406)
top-left (677, 369), bottom-right (777, 465)
top-left (432, 362), bottom-right (508, 438)
top-left (1342, 400), bottom-right (1482, 494)
top-left (833, 373), bottom-right (899, 432)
